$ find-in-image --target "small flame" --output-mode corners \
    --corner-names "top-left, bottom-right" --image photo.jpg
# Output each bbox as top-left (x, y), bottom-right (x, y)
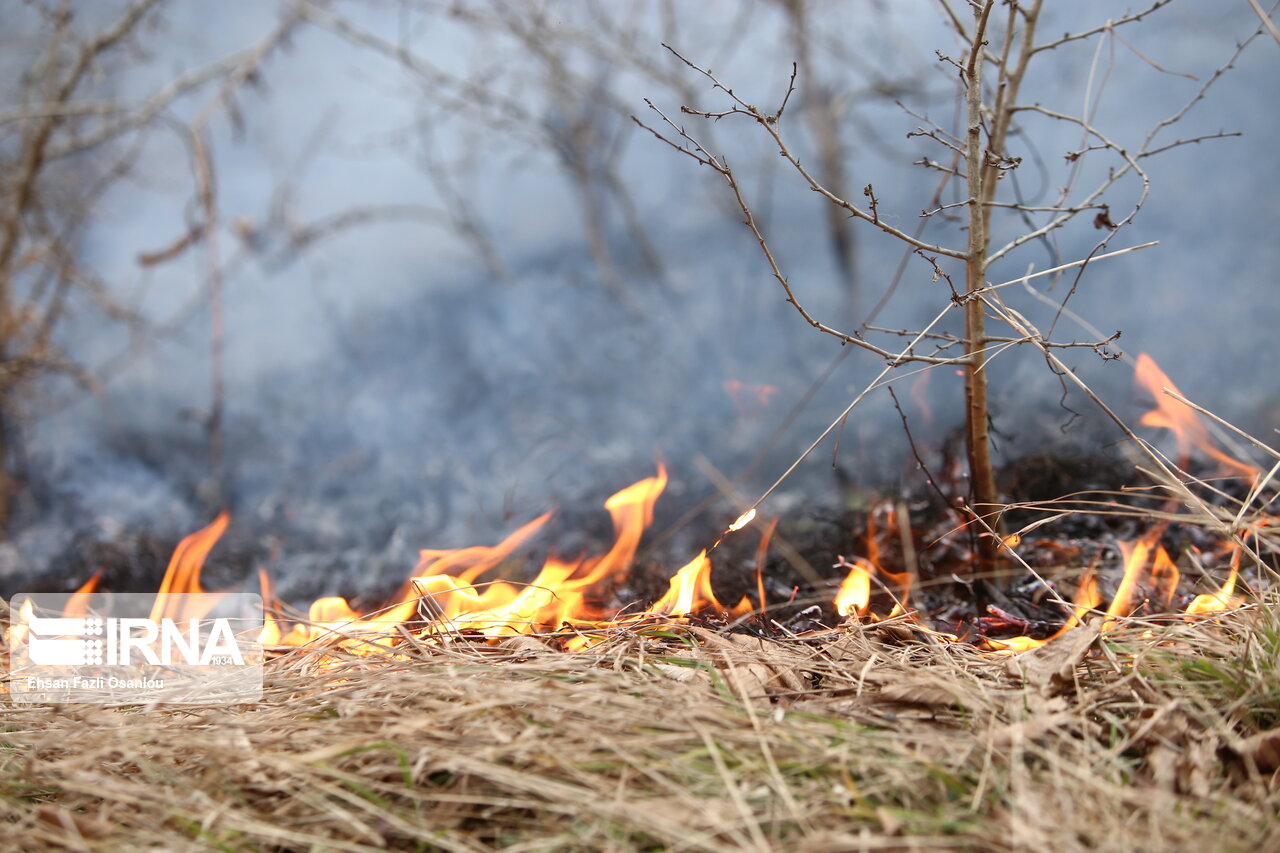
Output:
top-left (1185, 547), bottom-right (1243, 615)
top-left (1135, 353), bottom-right (1256, 480)
top-left (1106, 529), bottom-right (1179, 624)
top-left (724, 380), bottom-right (778, 415)
top-left (831, 504), bottom-right (913, 622)
top-left (833, 557), bottom-right (873, 619)
top-left (5, 598), bottom-right (36, 651)
top-left (149, 511), bottom-right (230, 623)
top-left (990, 570), bottom-right (1102, 653)
top-left (65, 571), bottom-right (103, 618)
top-left (35, 413), bottom-right (1256, 665)
top-left (754, 518), bottom-right (778, 612)
top-left (650, 551), bottom-right (716, 616)
top-left (6, 572), bottom-right (103, 653)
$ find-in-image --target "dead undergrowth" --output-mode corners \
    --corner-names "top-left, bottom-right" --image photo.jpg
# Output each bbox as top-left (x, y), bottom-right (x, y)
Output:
top-left (4, 603), bottom-right (1280, 852)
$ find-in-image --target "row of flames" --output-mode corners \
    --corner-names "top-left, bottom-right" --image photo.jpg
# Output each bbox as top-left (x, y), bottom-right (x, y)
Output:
top-left (6, 354), bottom-right (1267, 657)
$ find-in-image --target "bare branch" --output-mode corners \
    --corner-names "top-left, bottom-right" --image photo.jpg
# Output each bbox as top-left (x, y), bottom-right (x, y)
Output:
top-left (634, 102), bottom-right (953, 365)
top-left (1030, 1), bottom-right (1176, 55)
top-left (659, 44), bottom-right (968, 260)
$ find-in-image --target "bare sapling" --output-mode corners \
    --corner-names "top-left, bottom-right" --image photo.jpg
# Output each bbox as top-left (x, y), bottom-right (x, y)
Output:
top-left (639, 0), bottom-right (1262, 588)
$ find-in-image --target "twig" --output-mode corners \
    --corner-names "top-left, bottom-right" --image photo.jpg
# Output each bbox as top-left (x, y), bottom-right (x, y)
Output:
top-left (887, 387), bottom-right (953, 511)
top-left (1246, 0), bottom-right (1280, 48)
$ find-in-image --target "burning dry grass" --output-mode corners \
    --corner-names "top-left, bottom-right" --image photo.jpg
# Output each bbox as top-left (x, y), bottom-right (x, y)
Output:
top-left (2, 357), bottom-right (1276, 850)
top-left (4, 605), bottom-right (1280, 852)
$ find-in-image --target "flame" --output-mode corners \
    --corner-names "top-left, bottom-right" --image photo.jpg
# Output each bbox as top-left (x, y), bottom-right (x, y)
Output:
top-left (258, 568), bottom-right (282, 646)
top-left (754, 518), bottom-right (778, 612)
top-left (1185, 547), bottom-right (1243, 615)
top-left (413, 511), bottom-right (553, 586)
top-left (832, 503), bottom-right (913, 621)
top-left (149, 511), bottom-right (230, 623)
top-left (1106, 529), bottom-right (1180, 624)
top-left (833, 557), bottom-right (873, 619)
top-left (989, 571), bottom-right (1102, 653)
top-left (1134, 353), bottom-right (1256, 480)
top-left (250, 464), bottom-right (752, 648)
top-left (985, 353), bottom-right (1271, 648)
top-left (648, 551), bottom-right (717, 616)
top-left (65, 571), bottom-right (103, 618)
top-left (23, 391), bottom-right (1257, 664)
top-left (724, 379), bottom-right (778, 416)
top-left (870, 505), bottom-right (913, 617)
top-left (727, 508), bottom-right (757, 533)
top-left (4, 571), bottom-right (103, 654)
top-left (5, 598), bottom-right (35, 652)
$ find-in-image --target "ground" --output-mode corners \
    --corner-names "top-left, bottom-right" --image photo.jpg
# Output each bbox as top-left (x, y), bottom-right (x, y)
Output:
top-left (3, 604), bottom-right (1280, 852)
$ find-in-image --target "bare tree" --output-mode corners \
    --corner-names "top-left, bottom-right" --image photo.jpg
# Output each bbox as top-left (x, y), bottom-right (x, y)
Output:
top-left (639, 0), bottom-right (1264, 585)
top-left (0, 1), bottom-right (474, 528)
top-left (0, 1), bottom-right (295, 526)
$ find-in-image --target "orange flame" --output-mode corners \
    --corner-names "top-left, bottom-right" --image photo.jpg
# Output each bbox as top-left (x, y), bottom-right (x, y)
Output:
top-left (1185, 546), bottom-right (1243, 616)
top-left (25, 411), bottom-right (1253, 663)
top-left (832, 503), bottom-right (913, 621)
top-left (1134, 353), bottom-right (1256, 480)
top-left (833, 557), bottom-right (873, 619)
top-left (649, 551), bottom-right (718, 616)
top-left (754, 518), bottom-right (778, 612)
top-left (5, 572), bottom-right (102, 652)
top-left (1106, 529), bottom-right (1180, 624)
top-left (244, 464), bottom-right (748, 649)
top-left (65, 570), bottom-right (103, 618)
top-left (149, 511), bottom-right (230, 622)
top-left (990, 570), bottom-right (1103, 653)
top-left (724, 379), bottom-right (778, 416)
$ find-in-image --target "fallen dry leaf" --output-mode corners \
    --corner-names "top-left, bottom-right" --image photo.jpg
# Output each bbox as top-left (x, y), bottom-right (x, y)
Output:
top-left (498, 634), bottom-right (552, 655)
top-left (1005, 622), bottom-right (1100, 693)
top-left (877, 677), bottom-right (970, 709)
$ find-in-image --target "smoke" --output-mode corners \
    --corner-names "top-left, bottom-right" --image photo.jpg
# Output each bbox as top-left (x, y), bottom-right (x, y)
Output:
top-left (6, 1), bottom-right (1278, 597)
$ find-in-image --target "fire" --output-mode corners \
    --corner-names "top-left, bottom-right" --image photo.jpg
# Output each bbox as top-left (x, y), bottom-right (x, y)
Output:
top-left (1185, 547), bottom-right (1243, 616)
top-left (66, 571), bottom-right (103, 618)
top-left (833, 557), bottom-right (872, 618)
top-left (727, 508), bottom-right (757, 533)
top-left (1134, 353), bottom-right (1257, 480)
top-left (985, 354), bottom-right (1258, 649)
top-left (1105, 528), bottom-right (1179, 624)
top-left (648, 551), bottom-right (746, 617)
top-left (154, 465), bottom-right (752, 652)
top-left (724, 379), bottom-right (778, 417)
top-left (5, 571), bottom-right (102, 650)
top-left (989, 571), bottom-right (1102, 653)
top-left (149, 511), bottom-right (229, 623)
top-left (831, 504), bottom-right (913, 621)
top-left (8, 355), bottom-right (1260, 663)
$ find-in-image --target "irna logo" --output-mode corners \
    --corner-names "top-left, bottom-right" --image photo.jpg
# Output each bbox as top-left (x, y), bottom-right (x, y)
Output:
top-left (24, 615), bottom-right (246, 667)
top-left (8, 592), bottom-right (263, 705)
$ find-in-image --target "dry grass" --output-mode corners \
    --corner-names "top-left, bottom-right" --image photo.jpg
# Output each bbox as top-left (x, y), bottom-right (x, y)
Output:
top-left (3, 607), bottom-right (1279, 852)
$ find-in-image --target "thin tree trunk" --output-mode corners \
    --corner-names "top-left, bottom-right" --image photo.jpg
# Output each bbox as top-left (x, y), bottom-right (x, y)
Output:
top-left (964, 3), bottom-right (1001, 580)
